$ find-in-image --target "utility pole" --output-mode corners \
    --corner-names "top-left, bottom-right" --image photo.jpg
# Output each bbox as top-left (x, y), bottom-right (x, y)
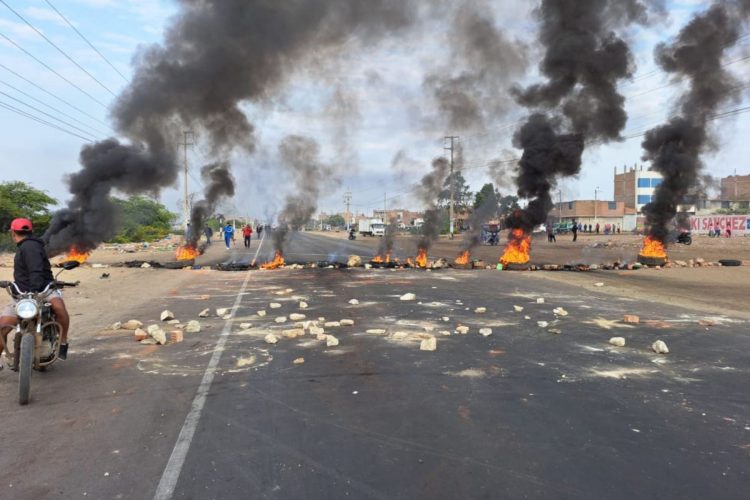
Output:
top-left (594, 186), bottom-right (600, 223)
top-left (558, 190), bottom-right (562, 223)
top-left (383, 192), bottom-right (387, 221)
top-left (179, 130), bottom-right (194, 229)
top-left (444, 136), bottom-right (459, 239)
top-left (344, 189), bottom-right (352, 230)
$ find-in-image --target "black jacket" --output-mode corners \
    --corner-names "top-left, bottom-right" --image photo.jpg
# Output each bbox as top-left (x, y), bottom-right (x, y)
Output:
top-left (14, 237), bottom-right (54, 293)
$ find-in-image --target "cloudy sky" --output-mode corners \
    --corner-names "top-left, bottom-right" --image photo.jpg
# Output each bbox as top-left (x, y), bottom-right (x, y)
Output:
top-left (0, 0), bottom-right (748, 223)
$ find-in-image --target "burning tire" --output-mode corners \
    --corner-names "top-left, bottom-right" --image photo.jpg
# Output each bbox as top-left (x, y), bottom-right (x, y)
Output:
top-left (718, 259), bottom-right (741, 267)
top-left (637, 255), bottom-right (667, 267)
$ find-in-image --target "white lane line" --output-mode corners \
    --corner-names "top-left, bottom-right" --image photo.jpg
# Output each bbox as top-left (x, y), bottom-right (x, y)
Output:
top-left (153, 269), bottom-right (253, 500)
top-left (251, 230), bottom-right (266, 264)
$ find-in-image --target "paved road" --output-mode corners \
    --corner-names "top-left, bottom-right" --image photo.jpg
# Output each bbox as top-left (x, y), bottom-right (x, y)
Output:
top-left (1, 233), bottom-right (749, 499)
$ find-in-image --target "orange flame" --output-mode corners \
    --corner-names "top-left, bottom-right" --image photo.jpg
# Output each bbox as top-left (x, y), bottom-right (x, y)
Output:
top-left (385, 252), bottom-right (392, 263)
top-left (175, 245), bottom-right (200, 261)
top-left (372, 255), bottom-right (384, 263)
top-left (65, 247), bottom-right (90, 264)
top-left (262, 250), bottom-right (285, 270)
top-left (639, 236), bottom-right (667, 259)
top-left (454, 250), bottom-right (470, 265)
top-left (415, 248), bottom-right (428, 268)
top-left (406, 257), bottom-right (414, 267)
top-left (499, 229), bottom-right (531, 265)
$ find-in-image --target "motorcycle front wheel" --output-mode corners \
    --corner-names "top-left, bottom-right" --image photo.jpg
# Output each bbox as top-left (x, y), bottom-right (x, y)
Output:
top-left (18, 334), bottom-right (33, 405)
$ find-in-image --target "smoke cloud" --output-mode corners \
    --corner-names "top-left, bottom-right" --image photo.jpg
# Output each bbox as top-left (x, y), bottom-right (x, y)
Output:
top-left (416, 156), bottom-right (449, 252)
top-left (643, 1), bottom-right (749, 242)
top-left (188, 162), bottom-right (235, 247)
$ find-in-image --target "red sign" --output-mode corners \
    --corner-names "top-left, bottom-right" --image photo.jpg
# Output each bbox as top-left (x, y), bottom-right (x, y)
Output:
top-left (689, 215), bottom-right (750, 235)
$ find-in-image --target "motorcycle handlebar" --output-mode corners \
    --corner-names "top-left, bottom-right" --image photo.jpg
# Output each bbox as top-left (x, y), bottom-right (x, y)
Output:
top-left (54, 280), bottom-right (79, 288)
top-left (0, 280), bottom-right (10, 289)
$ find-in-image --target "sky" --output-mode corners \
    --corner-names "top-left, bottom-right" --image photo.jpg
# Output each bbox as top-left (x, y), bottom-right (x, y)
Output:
top-left (0, 0), bottom-right (748, 224)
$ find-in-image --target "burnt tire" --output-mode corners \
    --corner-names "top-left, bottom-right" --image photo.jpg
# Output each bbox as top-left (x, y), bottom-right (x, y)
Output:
top-left (637, 256), bottom-right (666, 267)
top-left (18, 334), bottom-right (33, 405)
top-left (719, 259), bottom-right (742, 267)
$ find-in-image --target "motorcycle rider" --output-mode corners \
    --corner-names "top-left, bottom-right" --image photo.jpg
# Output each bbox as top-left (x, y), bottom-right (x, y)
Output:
top-left (0, 218), bottom-right (71, 369)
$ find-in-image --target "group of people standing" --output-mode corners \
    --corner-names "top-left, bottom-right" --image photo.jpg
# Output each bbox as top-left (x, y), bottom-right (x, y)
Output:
top-left (547, 220), bottom-right (622, 243)
top-left (202, 223), bottom-right (264, 250)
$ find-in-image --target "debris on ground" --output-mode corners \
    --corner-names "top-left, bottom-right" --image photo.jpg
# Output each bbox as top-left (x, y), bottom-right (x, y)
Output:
top-left (275, 316), bottom-right (287, 324)
top-left (293, 357), bottom-right (305, 365)
top-left (166, 319), bottom-right (180, 325)
top-left (134, 328), bottom-right (148, 342)
top-left (652, 340), bottom-right (669, 354)
top-left (442, 316), bottom-right (450, 322)
top-left (513, 305), bottom-right (524, 312)
top-left (141, 262), bottom-right (151, 269)
top-left (264, 334), bottom-right (278, 344)
top-left (440, 330), bottom-right (451, 336)
top-left (479, 328), bottom-right (493, 337)
top-left (111, 321), bottom-right (122, 330)
top-left (269, 303), bottom-right (282, 309)
top-left (420, 336), bottom-right (437, 351)
top-left (623, 314), bottom-right (640, 324)
top-left (594, 282), bottom-right (604, 287)
top-left (216, 308), bottom-right (230, 316)
top-left (160, 310), bottom-right (175, 321)
top-left (299, 301), bottom-right (308, 309)
top-left (348, 299), bottom-right (360, 305)
top-left (536, 298), bottom-right (545, 304)
top-left (537, 321), bottom-right (549, 328)
top-left (698, 319), bottom-right (715, 327)
top-left (199, 308), bottom-right (210, 318)
top-left (475, 307), bottom-right (487, 313)
top-left (326, 335), bottom-right (339, 347)
top-left (456, 325), bottom-right (469, 335)
top-left (121, 320), bottom-right (143, 330)
top-left (325, 321), bottom-right (341, 327)
top-left (170, 330), bottom-right (184, 343)
top-left (553, 307), bottom-right (568, 316)
top-left (283, 329), bottom-right (304, 338)
top-left (257, 310), bottom-right (267, 317)
top-left (366, 329), bottom-right (386, 334)
top-left (239, 322), bottom-right (252, 329)
top-left (140, 337), bottom-right (158, 345)
top-left (347, 255), bottom-right (362, 267)
top-left (548, 328), bottom-right (562, 335)
top-left (340, 319), bottom-right (355, 326)
top-left (150, 327), bottom-right (167, 345)
top-left (289, 313), bottom-right (306, 321)
top-left (609, 337), bottom-right (626, 347)
top-left (185, 320), bottom-right (201, 333)
top-left (310, 326), bottom-right (325, 336)
top-left (221, 313), bottom-right (232, 320)
top-left (400, 293), bottom-right (416, 301)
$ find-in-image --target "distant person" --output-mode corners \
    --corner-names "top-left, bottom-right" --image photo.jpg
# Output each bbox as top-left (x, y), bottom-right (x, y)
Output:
top-left (617, 225), bottom-right (621, 234)
top-left (726, 228), bottom-right (732, 238)
top-left (223, 223), bottom-right (235, 250)
top-left (204, 225), bottom-right (213, 246)
top-left (578, 222), bottom-right (583, 233)
top-left (242, 224), bottom-right (253, 248)
top-left (595, 223), bottom-right (600, 234)
top-left (547, 224), bottom-right (556, 243)
top-left (185, 223), bottom-right (192, 242)
top-left (257, 225), bottom-right (263, 238)
top-left (571, 220), bottom-right (578, 242)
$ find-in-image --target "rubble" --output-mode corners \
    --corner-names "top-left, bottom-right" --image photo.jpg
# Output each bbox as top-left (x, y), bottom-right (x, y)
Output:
top-left (121, 320), bottom-right (143, 330)
top-left (347, 255), bottom-right (363, 267)
top-left (111, 321), bottom-right (122, 330)
top-left (475, 307), bottom-right (487, 313)
top-left (257, 310), bottom-right (267, 317)
top-left (198, 308), bottom-right (210, 318)
top-left (513, 305), bottom-right (524, 312)
top-left (283, 329), bottom-right (304, 338)
top-left (167, 319), bottom-right (180, 325)
top-left (366, 329), bottom-right (386, 334)
top-left (594, 282), bottom-right (604, 287)
top-left (185, 320), bottom-right (201, 333)
top-left (150, 328), bottom-right (167, 345)
top-left (326, 335), bottom-right (339, 347)
top-left (324, 321), bottom-right (341, 327)
top-left (400, 293), bottom-right (416, 301)
top-left (221, 313), bottom-right (232, 320)
top-left (134, 328), bottom-right (148, 341)
top-left (553, 307), bottom-right (568, 316)
top-left (239, 322), bottom-right (252, 329)
top-left (537, 321), bottom-right (549, 328)
top-left (431, 258), bottom-right (449, 269)
top-left (651, 340), bottom-right (669, 354)
top-left (440, 330), bottom-right (451, 336)
top-left (479, 328), bottom-right (493, 337)
top-left (698, 319), bottom-right (715, 327)
top-left (264, 334), bottom-right (279, 344)
top-left (270, 303), bottom-right (282, 309)
top-left (170, 330), bottom-right (184, 343)
top-left (348, 299), bottom-right (360, 305)
top-left (309, 326), bottom-right (325, 336)
top-left (160, 310), bottom-right (175, 321)
top-left (536, 298), bottom-right (545, 304)
top-left (275, 316), bottom-right (287, 323)
top-left (141, 262), bottom-right (151, 269)
top-left (216, 308), bottom-right (230, 316)
top-left (609, 337), bottom-right (626, 347)
top-left (289, 313), bottom-right (306, 321)
top-left (340, 319), bottom-right (354, 326)
top-left (456, 326), bottom-right (469, 335)
top-left (420, 336), bottom-right (437, 351)
top-left (299, 301), bottom-right (308, 309)
top-left (623, 315), bottom-right (640, 324)
top-left (442, 316), bottom-right (450, 322)
top-left (548, 328), bottom-right (561, 335)
top-left (293, 357), bottom-right (305, 365)
top-left (140, 337), bottom-right (158, 345)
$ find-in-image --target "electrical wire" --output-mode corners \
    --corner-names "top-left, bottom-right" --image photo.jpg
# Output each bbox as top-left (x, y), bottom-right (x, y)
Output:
top-left (0, 98), bottom-right (94, 142)
top-left (0, 90), bottom-right (99, 140)
top-left (0, 0), bottom-right (115, 96)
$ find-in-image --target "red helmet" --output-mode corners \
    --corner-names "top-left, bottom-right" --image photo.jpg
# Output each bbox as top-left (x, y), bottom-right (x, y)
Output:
top-left (10, 218), bottom-right (33, 232)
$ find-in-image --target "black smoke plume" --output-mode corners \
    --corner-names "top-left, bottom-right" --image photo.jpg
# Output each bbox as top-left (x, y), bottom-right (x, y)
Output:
top-left (643, 1), bottom-right (749, 243)
top-left (44, 0), bottom-right (418, 255)
top-left (376, 218), bottom-right (399, 258)
top-left (416, 157), bottom-right (449, 252)
top-left (461, 187), bottom-right (499, 253)
top-left (507, 0), bottom-right (657, 235)
top-left (188, 162), bottom-right (235, 247)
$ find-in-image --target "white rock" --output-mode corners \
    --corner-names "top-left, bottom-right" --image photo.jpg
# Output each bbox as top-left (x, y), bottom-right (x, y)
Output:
top-left (221, 314), bottom-right (232, 320)
top-left (239, 322), bottom-right (252, 329)
top-left (340, 319), bottom-right (355, 326)
top-left (609, 337), bottom-right (626, 347)
top-left (419, 336), bottom-right (437, 351)
top-left (111, 321), bottom-right (122, 330)
top-left (283, 329), bottom-right (304, 338)
top-left (146, 324), bottom-right (161, 335)
top-left (167, 319), bottom-right (180, 325)
top-left (275, 316), bottom-right (287, 324)
top-left (548, 328), bottom-right (562, 335)
top-left (366, 329), bottom-right (386, 335)
top-left (325, 321), bottom-right (341, 327)
top-left (348, 299), bottom-right (360, 305)
top-left (347, 255), bottom-right (362, 267)
top-left (318, 317), bottom-right (326, 322)
top-left (536, 298), bottom-right (545, 304)
top-left (524, 315), bottom-right (531, 320)
top-left (440, 330), bottom-right (451, 336)
top-left (456, 325), bottom-right (470, 335)
top-left (141, 262), bottom-right (151, 269)
top-left (121, 320), bottom-right (143, 330)
top-left (185, 320), bottom-right (201, 333)
top-left (479, 328), bottom-right (493, 337)
top-left (140, 337), bottom-right (158, 345)
top-left (293, 357), bottom-right (305, 365)
top-left (264, 334), bottom-right (278, 344)
top-left (537, 321), bottom-right (549, 328)
top-left (442, 316), bottom-right (450, 322)
top-left (160, 310), bottom-right (175, 321)
top-left (553, 307), bottom-right (569, 316)
top-left (216, 308), bottom-right (230, 316)
top-left (299, 301), bottom-right (308, 309)
top-left (198, 308), bottom-right (210, 318)
top-left (269, 303), bottom-right (282, 309)
top-left (150, 328), bottom-right (167, 345)
top-left (652, 340), bottom-right (669, 354)
top-left (399, 293), bottom-right (416, 301)
top-left (513, 305), bottom-right (524, 312)
top-left (364, 263), bottom-right (372, 269)
top-left (289, 313), bottom-right (306, 321)
top-left (257, 310), bottom-right (267, 317)
top-left (326, 335), bottom-right (339, 347)
top-left (594, 282), bottom-right (605, 287)
top-left (475, 307), bottom-right (487, 313)
top-left (309, 326), bottom-right (325, 336)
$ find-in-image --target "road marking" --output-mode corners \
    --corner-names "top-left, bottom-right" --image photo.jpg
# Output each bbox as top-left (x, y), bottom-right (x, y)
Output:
top-left (153, 269), bottom-right (254, 500)
top-left (251, 230), bottom-right (266, 264)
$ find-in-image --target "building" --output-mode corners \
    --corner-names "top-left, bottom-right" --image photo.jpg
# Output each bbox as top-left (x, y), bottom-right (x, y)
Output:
top-left (371, 209), bottom-right (424, 227)
top-left (720, 174), bottom-right (750, 202)
top-left (613, 165), bottom-right (663, 213)
top-left (551, 200), bottom-right (637, 231)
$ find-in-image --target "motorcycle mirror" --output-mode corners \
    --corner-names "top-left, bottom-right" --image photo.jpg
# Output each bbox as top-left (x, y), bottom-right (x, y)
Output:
top-left (61, 261), bottom-right (80, 271)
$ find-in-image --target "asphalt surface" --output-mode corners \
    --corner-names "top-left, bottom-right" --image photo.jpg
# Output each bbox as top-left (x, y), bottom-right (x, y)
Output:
top-left (1, 232), bottom-right (749, 499)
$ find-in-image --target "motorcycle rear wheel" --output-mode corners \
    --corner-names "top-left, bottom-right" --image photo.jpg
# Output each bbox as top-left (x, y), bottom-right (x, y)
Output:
top-left (18, 334), bottom-right (33, 405)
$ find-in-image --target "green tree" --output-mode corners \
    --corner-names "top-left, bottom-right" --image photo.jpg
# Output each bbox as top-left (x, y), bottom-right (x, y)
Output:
top-left (473, 183), bottom-right (500, 210)
top-left (325, 214), bottom-right (346, 227)
top-left (109, 196), bottom-right (177, 243)
top-left (0, 181), bottom-right (58, 233)
top-left (438, 171), bottom-right (473, 211)
top-left (498, 194), bottom-right (520, 217)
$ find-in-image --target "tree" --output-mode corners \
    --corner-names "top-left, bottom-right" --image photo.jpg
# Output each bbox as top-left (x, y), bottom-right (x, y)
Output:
top-left (438, 171), bottom-right (473, 211)
top-left (474, 183), bottom-right (500, 210)
top-left (498, 194), bottom-right (520, 217)
top-left (0, 181), bottom-right (58, 233)
top-left (110, 196), bottom-right (177, 243)
top-left (325, 214), bottom-right (346, 227)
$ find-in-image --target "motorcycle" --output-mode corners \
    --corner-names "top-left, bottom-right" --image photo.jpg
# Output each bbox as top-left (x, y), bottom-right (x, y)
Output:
top-left (676, 230), bottom-right (692, 245)
top-left (0, 260), bottom-right (79, 405)
top-left (486, 232), bottom-right (499, 246)
top-left (348, 230), bottom-right (356, 241)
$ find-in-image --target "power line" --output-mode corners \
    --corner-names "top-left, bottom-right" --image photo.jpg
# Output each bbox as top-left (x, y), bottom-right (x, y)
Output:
top-left (0, 62), bottom-right (111, 129)
top-left (0, 90), bottom-right (99, 140)
top-left (0, 31), bottom-right (108, 108)
top-left (43, 0), bottom-right (128, 82)
top-left (0, 0), bottom-right (116, 96)
top-left (0, 98), bottom-right (94, 142)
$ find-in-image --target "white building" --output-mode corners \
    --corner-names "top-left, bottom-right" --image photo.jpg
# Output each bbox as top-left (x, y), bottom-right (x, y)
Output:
top-left (614, 165), bottom-right (664, 213)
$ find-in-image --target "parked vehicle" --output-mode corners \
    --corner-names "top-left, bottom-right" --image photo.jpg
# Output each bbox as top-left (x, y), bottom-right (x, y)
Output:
top-left (359, 218), bottom-right (385, 237)
top-left (0, 260), bottom-right (80, 405)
